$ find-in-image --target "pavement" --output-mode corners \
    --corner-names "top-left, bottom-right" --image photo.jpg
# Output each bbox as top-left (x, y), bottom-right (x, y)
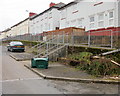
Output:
top-left (9, 52), bottom-right (34, 61)
top-left (9, 52), bottom-right (120, 84)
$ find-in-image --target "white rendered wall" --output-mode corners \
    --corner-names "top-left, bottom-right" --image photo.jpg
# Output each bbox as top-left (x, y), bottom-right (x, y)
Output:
top-left (60, 0), bottom-right (119, 31)
top-left (10, 19), bottom-right (29, 36)
top-left (30, 8), bottom-right (60, 35)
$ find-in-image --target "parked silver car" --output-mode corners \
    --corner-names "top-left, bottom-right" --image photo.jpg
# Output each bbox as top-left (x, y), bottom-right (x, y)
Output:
top-left (7, 41), bottom-right (25, 52)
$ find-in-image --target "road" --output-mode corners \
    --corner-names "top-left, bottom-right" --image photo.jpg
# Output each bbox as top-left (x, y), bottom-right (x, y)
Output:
top-left (1, 46), bottom-right (119, 94)
top-left (1, 46), bottom-right (62, 94)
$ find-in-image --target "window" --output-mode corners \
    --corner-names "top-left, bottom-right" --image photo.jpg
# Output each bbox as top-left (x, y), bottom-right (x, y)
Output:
top-left (66, 21), bottom-right (69, 27)
top-left (109, 11), bottom-right (113, 18)
top-left (98, 13), bottom-right (104, 21)
top-left (61, 10), bottom-right (66, 18)
top-left (89, 16), bottom-right (95, 29)
top-left (71, 20), bottom-right (76, 27)
top-left (49, 12), bottom-right (52, 18)
top-left (98, 13), bottom-right (104, 27)
top-left (48, 23), bottom-right (51, 30)
top-left (45, 23), bottom-right (47, 31)
top-left (90, 17), bottom-right (94, 22)
top-left (109, 11), bottom-right (114, 26)
top-left (78, 18), bottom-right (84, 28)
top-left (41, 25), bottom-right (43, 32)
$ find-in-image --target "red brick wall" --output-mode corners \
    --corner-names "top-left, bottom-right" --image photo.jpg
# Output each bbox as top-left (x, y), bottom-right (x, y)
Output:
top-left (43, 27), bottom-right (85, 36)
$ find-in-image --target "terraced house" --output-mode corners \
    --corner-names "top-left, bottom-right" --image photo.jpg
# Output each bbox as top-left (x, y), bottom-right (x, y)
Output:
top-left (29, 0), bottom-right (120, 37)
top-left (1, 0), bottom-right (120, 40)
top-left (29, 2), bottom-right (65, 35)
top-left (59, 0), bottom-right (120, 32)
top-left (10, 18), bottom-right (29, 36)
top-left (0, 28), bottom-right (11, 40)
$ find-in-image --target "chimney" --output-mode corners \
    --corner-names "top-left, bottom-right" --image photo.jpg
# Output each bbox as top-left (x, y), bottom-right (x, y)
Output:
top-left (49, 2), bottom-right (56, 7)
top-left (29, 12), bottom-right (37, 17)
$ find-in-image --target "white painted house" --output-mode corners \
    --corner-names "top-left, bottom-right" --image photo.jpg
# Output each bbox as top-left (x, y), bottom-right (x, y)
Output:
top-left (0, 28), bottom-right (11, 40)
top-left (0, 32), bottom-right (5, 40)
top-left (29, 2), bottom-right (65, 35)
top-left (59, 0), bottom-right (120, 31)
top-left (10, 18), bottom-right (29, 36)
top-left (2, 0), bottom-right (120, 39)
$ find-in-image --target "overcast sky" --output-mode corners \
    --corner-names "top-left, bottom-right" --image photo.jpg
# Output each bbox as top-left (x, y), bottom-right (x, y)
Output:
top-left (0, 0), bottom-right (73, 31)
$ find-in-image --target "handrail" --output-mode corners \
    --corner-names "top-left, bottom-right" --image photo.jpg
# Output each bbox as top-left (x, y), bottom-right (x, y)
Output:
top-left (44, 44), bottom-right (66, 57)
top-left (33, 44), bottom-right (64, 58)
top-left (37, 35), bottom-right (64, 50)
top-left (32, 33), bottom-right (64, 48)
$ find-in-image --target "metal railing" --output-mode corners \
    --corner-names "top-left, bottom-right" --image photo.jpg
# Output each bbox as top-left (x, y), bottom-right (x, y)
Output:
top-left (2, 30), bottom-right (120, 49)
top-left (33, 31), bottom-right (68, 58)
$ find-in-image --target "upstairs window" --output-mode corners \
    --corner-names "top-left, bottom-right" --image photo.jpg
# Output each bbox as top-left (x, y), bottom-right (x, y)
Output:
top-left (61, 10), bottom-right (66, 19)
top-left (109, 11), bottom-right (113, 18)
top-left (89, 16), bottom-right (95, 29)
top-left (66, 21), bottom-right (70, 27)
top-left (71, 20), bottom-right (76, 27)
top-left (78, 18), bottom-right (84, 28)
top-left (45, 23), bottom-right (47, 31)
top-left (90, 16), bottom-right (94, 22)
top-left (98, 13), bottom-right (104, 27)
top-left (109, 11), bottom-right (114, 26)
top-left (49, 12), bottom-right (52, 19)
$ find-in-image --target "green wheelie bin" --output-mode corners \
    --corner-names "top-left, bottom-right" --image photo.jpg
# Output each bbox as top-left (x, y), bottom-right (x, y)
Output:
top-left (31, 57), bottom-right (48, 69)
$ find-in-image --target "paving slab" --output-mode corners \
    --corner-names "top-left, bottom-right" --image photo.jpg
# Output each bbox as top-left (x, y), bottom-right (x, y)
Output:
top-left (9, 52), bottom-right (34, 61)
top-left (26, 62), bottom-right (94, 79)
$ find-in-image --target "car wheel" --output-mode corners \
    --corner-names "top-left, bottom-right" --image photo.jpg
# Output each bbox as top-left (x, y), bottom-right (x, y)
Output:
top-left (7, 49), bottom-right (10, 51)
top-left (10, 48), bottom-right (14, 52)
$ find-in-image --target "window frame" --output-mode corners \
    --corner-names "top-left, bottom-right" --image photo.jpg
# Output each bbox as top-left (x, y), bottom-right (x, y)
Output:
top-left (98, 12), bottom-right (104, 28)
top-left (77, 18), bottom-right (84, 28)
top-left (108, 10), bottom-right (114, 26)
top-left (89, 15), bottom-right (95, 29)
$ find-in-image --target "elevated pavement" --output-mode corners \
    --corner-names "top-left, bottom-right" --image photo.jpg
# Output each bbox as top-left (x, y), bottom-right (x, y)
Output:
top-left (23, 61), bottom-right (120, 84)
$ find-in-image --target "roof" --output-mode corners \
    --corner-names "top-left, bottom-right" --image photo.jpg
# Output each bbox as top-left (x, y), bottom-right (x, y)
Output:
top-left (30, 2), bottom-right (65, 20)
top-left (54, 2), bottom-right (65, 8)
top-left (59, 0), bottom-right (80, 10)
top-left (30, 6), bottom-right (59, 20)
top-left (2, 28), bottom-right (11, 33)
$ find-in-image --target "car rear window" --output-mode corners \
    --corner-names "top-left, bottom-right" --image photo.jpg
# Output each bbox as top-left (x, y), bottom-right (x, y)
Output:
top-left (10, 42), bottom-right (23, 46)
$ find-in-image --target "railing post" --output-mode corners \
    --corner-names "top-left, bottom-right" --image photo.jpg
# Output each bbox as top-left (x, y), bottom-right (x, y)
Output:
top-left (65, 44), bottom-right (68, 57)
top-left (63, 31), bottom-right (65, 44)
top-left (111, 30), bottom-right (113, 48)
top-left (57, 33), bottom-right (59, 48)
top-left (52, 32), bottom-right (54, 43)
top-left (88, 31), bottom-right (91, 47)
top-left (67, 33), bottom-right (69, 44)
top-left (71, 31), bottom-right (74, 46)
top-left (46, 42), bottom-right (48, 56)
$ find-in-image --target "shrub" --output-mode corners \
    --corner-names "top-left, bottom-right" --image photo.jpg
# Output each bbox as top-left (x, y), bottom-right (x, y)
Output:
top-left (68, 52), bottom-right (93, 61)
top-left (77, 58), bottom-right (120, 76)
top-left (67, 52), bottom-right (120, 76)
